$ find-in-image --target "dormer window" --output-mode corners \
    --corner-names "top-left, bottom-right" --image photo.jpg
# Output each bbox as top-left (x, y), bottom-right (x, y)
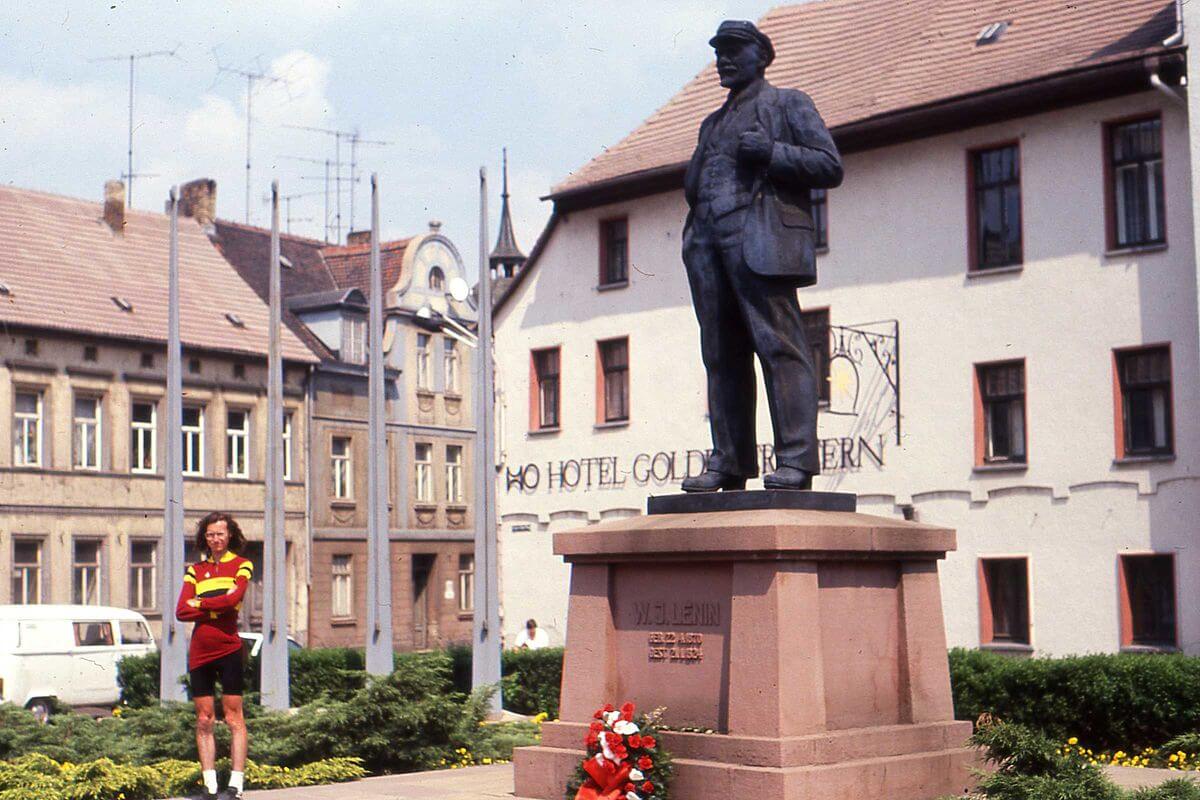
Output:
top-left (342, 314), bottom-right (366, 365)
top-left (429, 267), bottom-right (445, 291)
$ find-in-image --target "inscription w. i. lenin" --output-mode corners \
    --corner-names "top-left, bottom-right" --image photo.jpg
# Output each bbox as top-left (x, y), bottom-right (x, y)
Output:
top-left (632, 600), bottom-right (722, 627)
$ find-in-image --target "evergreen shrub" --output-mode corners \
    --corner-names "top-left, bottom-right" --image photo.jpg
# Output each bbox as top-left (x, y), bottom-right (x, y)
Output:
top-left (949, 648), bottom-right (1200, 749)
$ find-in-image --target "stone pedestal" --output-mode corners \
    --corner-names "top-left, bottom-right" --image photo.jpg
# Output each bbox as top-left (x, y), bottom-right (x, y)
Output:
top-left (513, 507), bottom-right (977, 800)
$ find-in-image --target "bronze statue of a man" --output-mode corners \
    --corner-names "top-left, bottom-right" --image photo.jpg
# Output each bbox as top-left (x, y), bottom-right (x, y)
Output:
top-left (680, 20), bottom-right (843, 493)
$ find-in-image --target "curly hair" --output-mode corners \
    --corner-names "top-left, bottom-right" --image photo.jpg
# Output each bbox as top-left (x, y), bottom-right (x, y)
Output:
top-left (194, 511), bottom-right (247, 557)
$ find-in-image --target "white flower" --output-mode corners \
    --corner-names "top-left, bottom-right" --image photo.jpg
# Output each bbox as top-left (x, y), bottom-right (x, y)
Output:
top-left (600, 737), bottom-right (617, 762)
top-left (625, 793), bottom-right (641, 800)
top-left (629, 769), bottom-right (644, 781)
top-left (604, 710), bottom-right (621, 725)
top-left (613, 720), bottom-right (639, 736)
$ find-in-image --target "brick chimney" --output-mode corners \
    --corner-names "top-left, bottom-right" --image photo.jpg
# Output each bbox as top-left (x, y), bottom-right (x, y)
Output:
top-left (103, 180), bottom-right (126, 234)
top-left (178, 178), bottom-right (217, 227)
top-left (346, 230), bottom-right (371, 246)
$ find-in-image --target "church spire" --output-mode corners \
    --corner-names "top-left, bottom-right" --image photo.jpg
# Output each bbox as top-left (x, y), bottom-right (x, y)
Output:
top-left (489, 148), bottom-right (526, 278)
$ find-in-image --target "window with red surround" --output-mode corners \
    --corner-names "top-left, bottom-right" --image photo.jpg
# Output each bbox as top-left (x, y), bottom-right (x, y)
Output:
top-left (597, 337), bottom-right (629, 424)
top-left (967, 142), bottom-right (1022, 270)
top-left (1113, 345), bottom-right (1173, 459)
top-left (530, 347), bottom-right (561, 430)
top-left (1119, 554), bottom-right (1176, 649)
top-left (599, 218), bottom-right (629, 286)
top-left (978, 557), bottom-right (1030, 646)
top-left (1104, 115), bottom-right (1165, 250)
top-left (973, 360), bottom-right (1027, 465)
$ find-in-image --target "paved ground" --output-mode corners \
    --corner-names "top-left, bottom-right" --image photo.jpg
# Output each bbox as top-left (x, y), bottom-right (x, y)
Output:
top-left (1105, 765), bottom-right (1200, 789)
top-left (168, 762), bottom-right (1200, 799)
top-left (171, 765), bottom-right (519, 800)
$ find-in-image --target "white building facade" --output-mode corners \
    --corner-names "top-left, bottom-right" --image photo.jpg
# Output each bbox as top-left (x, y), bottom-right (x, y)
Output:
top-left (493, 0), bottom-right (1199, 656)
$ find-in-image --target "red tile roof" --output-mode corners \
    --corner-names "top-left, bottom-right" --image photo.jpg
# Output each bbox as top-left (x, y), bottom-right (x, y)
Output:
top-left (321, 239), bottom-right (412, 296)
top-left (210, 219), bottom-right (338, 360)
top-left (0, 185), bottom-right (316, 362)
top-left (552, 0), bottom-right (1179, 197)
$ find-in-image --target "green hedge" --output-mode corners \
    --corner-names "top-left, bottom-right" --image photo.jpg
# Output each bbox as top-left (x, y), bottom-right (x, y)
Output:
top-left (0, 752), bottom-right (365, 800)
top-left (9, 652), bottom-right (538, 775)
top-left (949, 648), bottom-right (1200, 750)
top-left (501, 647), bottom-right (563, 717)
top-left (119, 644), bottom-right (564, 716)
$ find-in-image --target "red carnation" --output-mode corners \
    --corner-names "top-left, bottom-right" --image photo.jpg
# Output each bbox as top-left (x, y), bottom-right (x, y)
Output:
top-left (641, 736), bottom-right (657, 749)
top-left (594, 708), bottom-right (604, 720)
top-left (620, 702), bottom-right (635, 721)
top-left (624, 783), bottom-right (635, 793)
top-left (585, 732), bottom-right (598, 748)
top-left (603, 703), bottom-right (615, 713)
top-left (642, 782), bottom-right (655, 794)
top-left (629, 734), bottom-right (642, 748)
top-left (590, 721), bottom-right (604, 732)
top-left (638, 755), bottom-right (653, 770)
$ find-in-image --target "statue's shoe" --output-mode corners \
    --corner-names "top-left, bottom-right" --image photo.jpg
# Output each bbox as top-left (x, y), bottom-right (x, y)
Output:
top-left (762, 466), bottom-right (813, 490)
top-left (680, 470), bottom-right (747, 493)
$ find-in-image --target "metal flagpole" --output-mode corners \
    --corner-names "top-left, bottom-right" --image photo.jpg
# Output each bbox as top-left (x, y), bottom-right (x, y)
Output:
top-left (472, 167), bottom-right (502, 713)
top-left (159, 187), bottom-right (188, 703)
top-left (261, 181), bottom-right (290, 709)
top-left (365, 174), bottom-right (394, 675)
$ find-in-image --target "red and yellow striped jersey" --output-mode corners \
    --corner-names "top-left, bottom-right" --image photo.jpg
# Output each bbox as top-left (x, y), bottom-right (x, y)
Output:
top-left (175, 551), bottom-right (254, 670)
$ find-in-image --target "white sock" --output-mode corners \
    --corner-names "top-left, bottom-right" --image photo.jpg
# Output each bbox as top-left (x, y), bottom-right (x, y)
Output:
top-left (203, 769), bottom-right (218, 793)
top-left (229, 770), bottom-right (244, 791)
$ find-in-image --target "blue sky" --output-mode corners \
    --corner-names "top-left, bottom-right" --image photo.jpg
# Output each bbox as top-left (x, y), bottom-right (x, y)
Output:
top-left (0, 1), bottom-right (781, 278)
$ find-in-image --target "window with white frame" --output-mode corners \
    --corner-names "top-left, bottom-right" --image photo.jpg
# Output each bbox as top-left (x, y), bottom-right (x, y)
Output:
top-left (181, 406), bottom-right (204, 476)
top-left (129, 540), bottom-right (157, 612)
top-left (12, 539), bottom-right (43, 605)
top-left (73, 396), bottom-right (102, 470)
top-left (331, 436), bottom-right (352, 499)
top-left (416, 334), bottom-right (432, 390)
top-left (458, 553), bottom-right (474, 612)
top-left (226, 409), bottom-right (249, 478)
top-left (342, 315), bottom-right (366, 365)
top-left (415, 442), bottom-right (434, 503)
top-left (73, 539), bottom-right (103, 605)
top-left (331, 554), bottom-right (353, 618)
top-left (13, 391), bottom-right (43, 467)
top-left (444, 339), bottom-right (460, 394)
top-left (282, 411), bottom-right (294, 481)
top-left (446, 444), bottom-right (464, 503)
top-left (130, 401), bottom-right (157, 474)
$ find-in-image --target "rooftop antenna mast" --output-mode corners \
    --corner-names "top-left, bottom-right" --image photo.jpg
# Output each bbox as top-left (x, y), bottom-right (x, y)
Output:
top-left (285, 124), bottom-right (384, 242)
top-left (261, 188), bottom-right (320, 234)
top-left (280, 154), bottom-right (335, 242)
top-left (348, 131), bottom-right (392, 233)
top-left (88, 46), bottom-right (181, 208)
top-left (216, 56), bottom-right (292, 225)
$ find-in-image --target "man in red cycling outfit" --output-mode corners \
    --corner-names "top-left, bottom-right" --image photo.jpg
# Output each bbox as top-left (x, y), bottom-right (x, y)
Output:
top-left (176, 511), bottom-right (254, 800)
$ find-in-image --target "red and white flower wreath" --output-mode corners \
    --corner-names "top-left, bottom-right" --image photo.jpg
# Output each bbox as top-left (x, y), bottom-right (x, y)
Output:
top-left (568, 702), bottom-right (673, 800)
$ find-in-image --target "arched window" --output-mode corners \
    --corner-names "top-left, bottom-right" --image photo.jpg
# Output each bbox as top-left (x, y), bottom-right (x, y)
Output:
top-left (429, 267), bottom-right (445, 291)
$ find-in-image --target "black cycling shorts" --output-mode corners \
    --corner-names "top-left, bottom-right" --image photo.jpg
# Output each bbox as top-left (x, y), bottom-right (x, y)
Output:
top-left (190, 650), bottom-right (245, 697)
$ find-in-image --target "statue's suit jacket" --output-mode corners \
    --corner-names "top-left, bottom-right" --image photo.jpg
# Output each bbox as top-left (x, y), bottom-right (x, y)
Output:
top-left (683, 81), bottom-right (844, 286)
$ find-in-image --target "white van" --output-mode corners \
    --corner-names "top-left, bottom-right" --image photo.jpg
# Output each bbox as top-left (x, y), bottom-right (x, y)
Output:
top-left (0, 605), bottom-right (157, 720)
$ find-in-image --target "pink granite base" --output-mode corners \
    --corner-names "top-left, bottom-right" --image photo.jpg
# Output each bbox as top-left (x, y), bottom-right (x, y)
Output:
top-left (513, 509), bottom-right (977, 800)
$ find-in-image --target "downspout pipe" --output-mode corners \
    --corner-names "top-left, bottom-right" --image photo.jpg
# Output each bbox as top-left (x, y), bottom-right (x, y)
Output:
top-left (1151, 72), bottom-right (1187, 106)
top-left (1163, 0), bottom-right (1184, 47)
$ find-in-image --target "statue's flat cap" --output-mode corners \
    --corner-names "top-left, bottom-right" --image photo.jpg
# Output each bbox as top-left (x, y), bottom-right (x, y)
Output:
top-left (709, 20), bottom-right (776, 65)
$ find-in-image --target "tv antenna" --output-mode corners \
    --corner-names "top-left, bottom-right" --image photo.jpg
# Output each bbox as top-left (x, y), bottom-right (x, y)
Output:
top-left (284, 125), bottom-right (390, 242)
top-left (261, 188), bottom-right (321, 235)
top-left (214, 53), bottom-right (296, 225)
top-left (88, 45), bottom-right (182, 208)
top-left (280, 154), bottom-right (335, 243)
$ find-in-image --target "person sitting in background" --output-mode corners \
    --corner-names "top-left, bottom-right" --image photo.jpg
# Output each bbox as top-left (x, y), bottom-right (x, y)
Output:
top-left (515, 618), bottom-right (549, 650)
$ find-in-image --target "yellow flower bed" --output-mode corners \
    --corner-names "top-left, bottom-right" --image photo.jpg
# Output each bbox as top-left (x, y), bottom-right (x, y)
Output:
top-left (1061, 738), bottom-right (1200, 771)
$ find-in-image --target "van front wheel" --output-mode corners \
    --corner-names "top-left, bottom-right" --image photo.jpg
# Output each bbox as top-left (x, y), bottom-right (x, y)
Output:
top-left (26, 698), bottom-right (52, 724)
